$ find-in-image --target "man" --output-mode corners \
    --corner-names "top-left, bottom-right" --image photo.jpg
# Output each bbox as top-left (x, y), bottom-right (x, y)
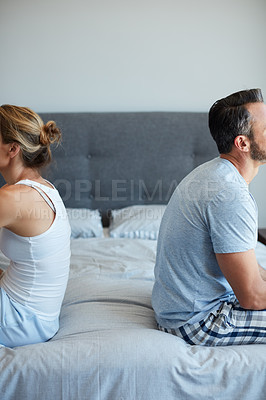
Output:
top-left (152, 88), bottom-right (266, 346)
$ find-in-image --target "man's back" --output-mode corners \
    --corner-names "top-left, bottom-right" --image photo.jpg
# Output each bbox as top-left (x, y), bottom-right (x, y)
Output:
top-left (152, 157), bottom-right (257, 330)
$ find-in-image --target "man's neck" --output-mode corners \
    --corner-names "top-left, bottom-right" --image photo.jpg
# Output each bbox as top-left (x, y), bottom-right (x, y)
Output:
top-left (220, 153), bottom-right (259, 184)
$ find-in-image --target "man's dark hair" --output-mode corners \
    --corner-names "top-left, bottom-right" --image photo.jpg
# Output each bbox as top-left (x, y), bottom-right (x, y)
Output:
top-left (208, 88), bottom-right (264, 154)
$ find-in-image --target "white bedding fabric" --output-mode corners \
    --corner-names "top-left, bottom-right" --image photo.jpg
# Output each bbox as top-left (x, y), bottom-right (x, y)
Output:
top-left (1, 239), bottom-right (266, 400)
top-left (69, 236), bottom-right (156, 280)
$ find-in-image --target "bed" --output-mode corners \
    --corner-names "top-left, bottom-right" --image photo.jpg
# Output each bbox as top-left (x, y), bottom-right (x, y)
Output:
top-left (1, 112), bottom-right (266, 399)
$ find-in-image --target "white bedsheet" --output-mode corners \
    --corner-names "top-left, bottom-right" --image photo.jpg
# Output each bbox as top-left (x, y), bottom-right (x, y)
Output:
top-left (255, 240), bottom-right (266, 268)
top-left (1, 238), bottom-right (266, 400)
top-left (70, 237), bottom-right (156, 280)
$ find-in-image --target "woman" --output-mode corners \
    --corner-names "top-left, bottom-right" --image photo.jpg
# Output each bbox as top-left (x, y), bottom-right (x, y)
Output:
top-left (0, 105), bottom-right (71, 347)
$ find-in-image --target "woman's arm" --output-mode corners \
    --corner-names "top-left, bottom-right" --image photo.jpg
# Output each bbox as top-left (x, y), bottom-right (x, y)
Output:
top-left (0, 186), bottom-right (19, 228)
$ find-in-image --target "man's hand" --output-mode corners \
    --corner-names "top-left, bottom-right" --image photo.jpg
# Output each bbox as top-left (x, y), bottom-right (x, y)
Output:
top-left (216, 249), bottom-right (266, 310)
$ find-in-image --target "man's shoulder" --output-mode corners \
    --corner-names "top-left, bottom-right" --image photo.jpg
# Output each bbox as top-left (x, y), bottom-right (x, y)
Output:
top-left (185, 157), bottom-right (245, 184)
top-left (177, 157), bottom-right (247, 204)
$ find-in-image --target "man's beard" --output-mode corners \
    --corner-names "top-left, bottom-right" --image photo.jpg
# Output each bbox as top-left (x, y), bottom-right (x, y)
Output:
top-left (249, 135), bottom-right (266, 162)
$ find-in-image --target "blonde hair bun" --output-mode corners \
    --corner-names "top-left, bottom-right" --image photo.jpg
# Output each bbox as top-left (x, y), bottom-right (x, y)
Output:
top-left (40, 121), bottom-right (62, 146)
top-left (0, 104), bottom-right (62, 169)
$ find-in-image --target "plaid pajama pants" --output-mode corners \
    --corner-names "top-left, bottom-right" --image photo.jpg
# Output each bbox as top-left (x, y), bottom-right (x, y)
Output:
top-left (158, 300), bottom-right (266, 346)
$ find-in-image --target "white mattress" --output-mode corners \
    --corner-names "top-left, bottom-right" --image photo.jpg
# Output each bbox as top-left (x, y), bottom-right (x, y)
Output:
top-left (1, 238), bottom-right (266, 400)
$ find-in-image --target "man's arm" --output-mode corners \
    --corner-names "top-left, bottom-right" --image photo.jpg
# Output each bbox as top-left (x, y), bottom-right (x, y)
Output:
top-left (216, 249), bottom-right (266, 310)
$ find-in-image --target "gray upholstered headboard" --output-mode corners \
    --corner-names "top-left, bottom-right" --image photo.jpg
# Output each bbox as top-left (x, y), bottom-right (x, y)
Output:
top-left (0, 112), bottom-right (219, 225)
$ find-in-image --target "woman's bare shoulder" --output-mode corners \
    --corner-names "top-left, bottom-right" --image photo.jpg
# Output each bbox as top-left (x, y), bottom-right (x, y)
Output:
top-left (0, 183), bottom-right (34, 205)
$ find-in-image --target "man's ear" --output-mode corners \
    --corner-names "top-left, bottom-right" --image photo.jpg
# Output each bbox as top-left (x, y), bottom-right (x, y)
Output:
top-left (9, 142), bottom-right (21, 159)
top-left (234, 135), bottom-right (250, 153)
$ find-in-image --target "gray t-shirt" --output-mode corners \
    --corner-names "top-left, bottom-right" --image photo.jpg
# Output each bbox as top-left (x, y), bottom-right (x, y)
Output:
top-left (152, 157), bottom-right (258, 329)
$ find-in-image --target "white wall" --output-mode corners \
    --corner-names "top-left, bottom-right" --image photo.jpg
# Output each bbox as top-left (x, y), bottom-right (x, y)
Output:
top-left (1, 0), bottom-right (266, 225)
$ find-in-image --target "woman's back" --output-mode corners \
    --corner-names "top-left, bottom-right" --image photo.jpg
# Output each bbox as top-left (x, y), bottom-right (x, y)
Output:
top-left (0, 179), bottom-right (71, 320)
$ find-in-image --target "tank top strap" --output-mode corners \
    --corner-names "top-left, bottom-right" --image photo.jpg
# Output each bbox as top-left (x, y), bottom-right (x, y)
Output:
top-left (15, 179), bottom-right (56, 213)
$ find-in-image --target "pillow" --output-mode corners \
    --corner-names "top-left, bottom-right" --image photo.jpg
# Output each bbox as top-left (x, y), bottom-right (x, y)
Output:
top-left (66, 208), bottom-right (104, 239)
top-left (109, 205), bottom-right (166, 240)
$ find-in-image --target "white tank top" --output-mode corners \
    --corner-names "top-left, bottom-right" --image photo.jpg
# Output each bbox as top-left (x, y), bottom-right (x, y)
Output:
top-left (0, 179), bottom-right (71, 321)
